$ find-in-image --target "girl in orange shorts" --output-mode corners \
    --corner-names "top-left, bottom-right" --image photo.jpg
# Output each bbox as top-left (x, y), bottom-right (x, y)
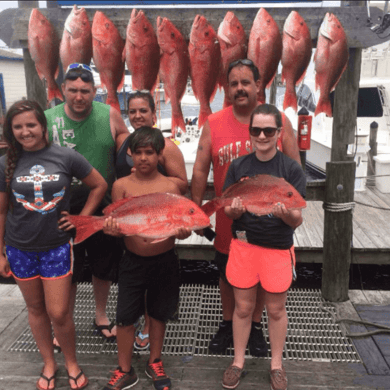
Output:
top-left (221, 104), bottom-right (306, 390)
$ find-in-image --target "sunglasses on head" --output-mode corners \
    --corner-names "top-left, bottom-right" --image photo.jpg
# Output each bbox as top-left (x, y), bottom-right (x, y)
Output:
top-left (129, 89), bottom-right (151, 96)
top-left (64, 71), bottom-right (94, 83)
top-left (249, 127), bottom-right (279, 137)
top-left (228, 58), bottom-right (255, 71)
top-left (66, 63), bottom-right (93, 74)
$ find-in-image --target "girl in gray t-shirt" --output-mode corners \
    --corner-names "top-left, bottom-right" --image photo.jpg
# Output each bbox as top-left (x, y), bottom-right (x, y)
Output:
top-left (0, 100), bottom-right (107, 389)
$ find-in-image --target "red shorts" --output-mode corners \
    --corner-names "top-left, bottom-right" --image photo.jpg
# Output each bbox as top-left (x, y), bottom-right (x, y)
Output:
top-left (226, 239), bottom-right (296, 293)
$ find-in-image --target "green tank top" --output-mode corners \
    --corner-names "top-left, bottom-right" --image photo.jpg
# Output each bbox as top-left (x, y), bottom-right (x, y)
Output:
top-left (45, 101), bottom-right (115, 212)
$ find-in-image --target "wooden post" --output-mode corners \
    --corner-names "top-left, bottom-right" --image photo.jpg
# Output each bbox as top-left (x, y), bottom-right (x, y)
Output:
top-left (18, 1), bottom-right (47, 110)
top-left (367, 121), bottom-right (378, 186)
top-left (322, 161), bottom-right (356, 302)
top-left (322, 1), bottom-right (363, 302)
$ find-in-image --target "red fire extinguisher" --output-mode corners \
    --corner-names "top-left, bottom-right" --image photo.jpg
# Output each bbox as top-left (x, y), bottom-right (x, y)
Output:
top-left (297, 107), bottom-right (312, 150)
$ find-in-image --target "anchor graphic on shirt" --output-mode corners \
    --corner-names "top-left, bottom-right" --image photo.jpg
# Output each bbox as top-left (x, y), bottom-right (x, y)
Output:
top-left (13, 165), bottom-right (65, 214)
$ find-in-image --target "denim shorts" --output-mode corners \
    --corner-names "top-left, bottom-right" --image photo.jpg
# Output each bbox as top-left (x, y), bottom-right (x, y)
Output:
top-left (6, 242), bottom-right (73, 280)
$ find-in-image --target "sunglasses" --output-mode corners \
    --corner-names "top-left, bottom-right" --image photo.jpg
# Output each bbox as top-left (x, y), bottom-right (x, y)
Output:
top-left (66, 63), bottom-right (93, 74)
top-left (129, 89), bottom-right (151, 96)
top-left (228, 58), bottom-right (255, 71)
top-left (249, 127), bottom-right (279, 137)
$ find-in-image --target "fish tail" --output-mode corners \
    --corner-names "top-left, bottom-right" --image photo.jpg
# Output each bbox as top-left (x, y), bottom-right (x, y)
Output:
top-left (201, 199), bottom-right (220, 217)
top-left (283, 85), bottom-right (297, 112)
top-left (198, 104), bottom-right (212, 130)
top-left (67, 215), bottom-right (104, 244)
top-left (47, 82), bottom-right (64, 103)
top-left (172, 113), bottom-right (186, 134)
top-left (106, 94), bottom-right (121, 112)
top-left (315, 96), bottom-right (332, 117)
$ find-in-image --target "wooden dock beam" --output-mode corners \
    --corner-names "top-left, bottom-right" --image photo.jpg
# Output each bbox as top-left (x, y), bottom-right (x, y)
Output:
top-left (322, 161), bottom-right (356, 302)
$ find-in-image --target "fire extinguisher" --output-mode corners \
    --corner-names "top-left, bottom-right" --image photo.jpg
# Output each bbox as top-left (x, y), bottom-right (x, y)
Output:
top-left (297, 107), bottom-right (312, 150)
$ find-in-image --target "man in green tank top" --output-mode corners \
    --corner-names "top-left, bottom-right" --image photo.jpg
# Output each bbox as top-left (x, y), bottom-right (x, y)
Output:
top-left (45, 64), bottom-right (130, 342)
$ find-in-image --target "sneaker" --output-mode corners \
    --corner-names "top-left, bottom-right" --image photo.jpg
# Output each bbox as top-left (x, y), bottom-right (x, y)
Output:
top-left (222, 364), bottom-right (244, 389)
top-left (248, 323), bottom-right (268, 357)
top-left (270, 365), bottom-right (287, 390)
top-left (208, 321), bottom-right (233, 354)
top-left (145, 358), bottom-right (171, 390)
top-left (103, 367), bottom-right (138, 390)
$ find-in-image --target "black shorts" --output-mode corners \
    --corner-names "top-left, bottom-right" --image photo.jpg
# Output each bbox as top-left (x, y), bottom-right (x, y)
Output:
top-left (72, 231), bottom-right (123, 283)
top-left (214, 250), bottom-right (231, 285)
top-left (116, 248), bottom-right (180, 326)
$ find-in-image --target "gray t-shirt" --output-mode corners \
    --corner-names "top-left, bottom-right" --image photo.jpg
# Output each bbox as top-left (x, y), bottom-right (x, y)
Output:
top-left (0, 144), bottom-right (92, 251)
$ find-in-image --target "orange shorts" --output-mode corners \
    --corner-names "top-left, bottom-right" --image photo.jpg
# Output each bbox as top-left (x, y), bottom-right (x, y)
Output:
top-left (226, 239), bottom-right (296, 293)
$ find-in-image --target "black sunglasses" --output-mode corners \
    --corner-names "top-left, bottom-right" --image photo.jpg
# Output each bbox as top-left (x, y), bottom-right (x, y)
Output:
top-left (249, 127), bottom-right (279, 137)
top-left (64, 70), bottom-right (94, 83)
top-left (228, 59), bottom-right (255, 71)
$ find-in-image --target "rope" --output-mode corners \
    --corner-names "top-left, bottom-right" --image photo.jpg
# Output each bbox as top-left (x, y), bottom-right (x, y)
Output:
top-left (320, 302), bottom-right (390, 338)
top-left (322, 202), bottom-right (356, 212)
top-left (354, 201), bottom-right (390, 211)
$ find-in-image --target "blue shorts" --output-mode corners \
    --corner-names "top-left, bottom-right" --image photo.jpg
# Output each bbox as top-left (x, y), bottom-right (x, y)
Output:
top-left (6, 242), bottom-right (74, 281)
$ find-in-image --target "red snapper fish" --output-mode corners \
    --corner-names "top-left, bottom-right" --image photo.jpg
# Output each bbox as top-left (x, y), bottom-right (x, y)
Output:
top-left (248, 8), bottom-right (282, 104)
top-left (124, 9), bottom-right (160, 92)
top-left (189, 15), bottom-right (221, 130)
top-left (92, 11), bottom-right (125, 112)
top-left (28, 9), bottom-right (63, 103)
top-left (217, 11), bottom-right (247, 109)
top-left (66, 192), bottom-right (211, 244)
top-left (201, 174), bottom-right (306, 217)
top-left (281, 11), bottom-right (312, 112)
top-left (60, 5), bottom-right (92, 74)
top-left (314, 13), bottom-right (348, 117)
top-left (157, 16), bottom-right (189, 135)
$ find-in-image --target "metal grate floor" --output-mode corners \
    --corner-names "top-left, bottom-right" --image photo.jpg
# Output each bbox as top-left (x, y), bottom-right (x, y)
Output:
top-left (8, 284), bottom-right (361, 363)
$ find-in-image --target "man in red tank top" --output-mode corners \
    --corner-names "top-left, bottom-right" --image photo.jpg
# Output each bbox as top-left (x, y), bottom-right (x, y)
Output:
top-left (191, 59), bottom-right (300, 356)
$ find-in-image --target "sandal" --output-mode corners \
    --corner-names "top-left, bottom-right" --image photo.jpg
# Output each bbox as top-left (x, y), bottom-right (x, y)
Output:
top-left (93, 320), bottom-right (116, 341)
top-left (36, 369), bottom-right (58, 390)
top-left (67, 369), bottom-right (89, 390)
top-left (134, 331), bottom-right (150, 350)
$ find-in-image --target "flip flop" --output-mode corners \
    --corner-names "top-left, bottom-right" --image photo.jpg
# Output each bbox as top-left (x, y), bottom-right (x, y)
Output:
top-left (67, 369), bottom-right (89, 390)
top-left (36, 369), bottom-right (58, 390)
top-left (93, 320), bottom-right (116, 341)
top-left (134, 331), bottom-right (150, 350)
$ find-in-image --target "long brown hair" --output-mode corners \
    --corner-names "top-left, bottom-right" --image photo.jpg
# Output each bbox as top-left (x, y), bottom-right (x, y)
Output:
top-left (3, 100), bottom-right (48, 195)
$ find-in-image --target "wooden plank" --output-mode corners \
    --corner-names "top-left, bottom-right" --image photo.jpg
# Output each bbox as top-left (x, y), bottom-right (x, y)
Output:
top-left (348, 289), bottom-right (370, 305)
top-left (0, 5), bottom-right (386, 49)
top-left (361, 291), bottom-right (390, 306)
top-left (370, 187), bottom-right (390, 208)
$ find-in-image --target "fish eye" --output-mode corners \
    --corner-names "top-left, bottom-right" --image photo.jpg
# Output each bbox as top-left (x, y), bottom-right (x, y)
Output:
top-left (171, 32), bottom-right (175, 38)
top-left (189, 208), bottom-right (195, 214)
top-left (287, 192), bottom-right (293, 197)
top-left (105, 23), bottom-right (109, 28)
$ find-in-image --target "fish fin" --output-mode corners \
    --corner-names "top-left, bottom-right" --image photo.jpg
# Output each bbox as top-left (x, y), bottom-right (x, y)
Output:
top-left (283, 85), bottom-right (297, 112)
top-left (67, 215), bottom-right (104, 244)
top-left (164, 89), bottom-right (171, 105)
top-left (201, 199), bottom-right (220, 217)
top-left (54, 64), bottom-right (60, 80)
top-left (198, 104), bottom-right (212, 130)
top-left (296, 70), bottom-right (307, 86)
top-left (117, 73), bottom-right (125, 92)
top-left (265, 72), bottom-right (277, 89)
top-left (210, 82), bottom-right (218, 104)
top-left (314, 96), bottom-right (332, 117)
top-left (103, 196), bottom-right (131, 215)
top-left (122, 45), bottom-right (126, 63)
top-left (150, 237), bottom-right (170, 244)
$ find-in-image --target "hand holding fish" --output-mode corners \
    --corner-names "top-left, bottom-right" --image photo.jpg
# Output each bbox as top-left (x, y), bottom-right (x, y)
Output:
top-left (224, 197), bottom-right (246, 220)
top-left (103, 216), bottom-right (124, 237)
top-left (58, 211), bottom-right (75, 231)
top-left (174, 227), bottom-right (192, 240)
top-left (271, 202), bottom-right (303, 229)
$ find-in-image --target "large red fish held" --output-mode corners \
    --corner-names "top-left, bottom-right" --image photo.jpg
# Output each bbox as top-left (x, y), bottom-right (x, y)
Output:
top-left (66, 192), bottom-right (211, 244)
top-left (189, 15), bottom-right (221, 130)
top-left (157, 16), bottom-right (190, 136)
top-left (28, 9), bottom-right (63, 103)
top-left (92, 11), bottom-right (125, 112)
top-left (314, 12), bottom-right (349, 117)
top-left (217, 11), bottom-right (247, 109)
top-left (124, 9), bottom-right (160, 93)
top-left (60, 5), bottom-right (92, 74)
top-left (201, 174), bottom-right (306, 217)
top-left (281, 11), bottom-right (312, 112)
top-left (248, 8), bottom-right (282, 104)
